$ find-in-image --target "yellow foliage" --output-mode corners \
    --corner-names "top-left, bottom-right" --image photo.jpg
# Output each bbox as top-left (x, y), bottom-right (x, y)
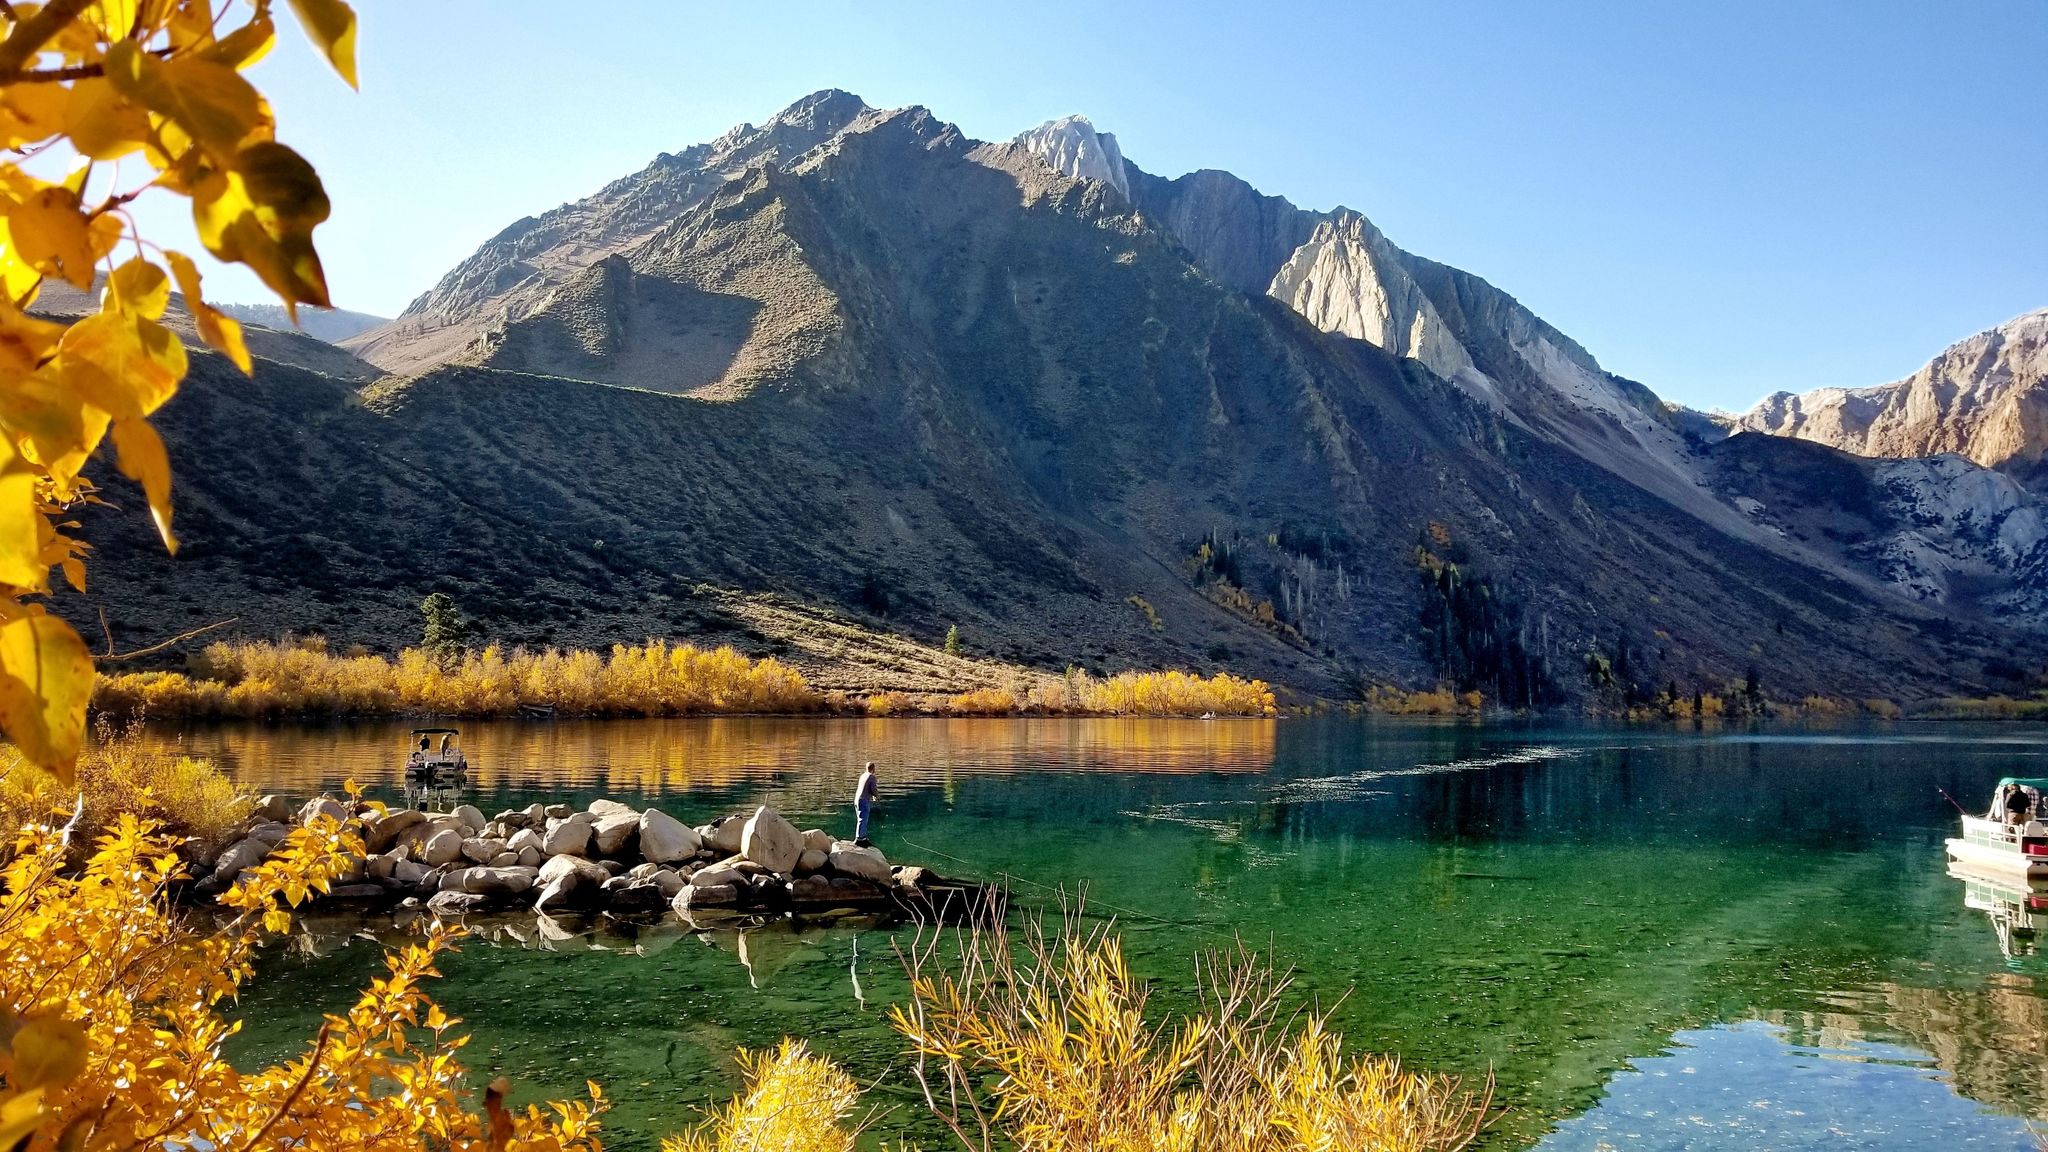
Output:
top-left (1863, 697), bottom-right (1902, 719)
top-left (1076, 670), bottom-right (1277, 717)
top-left (0, 1), bottom-right (355, 778)
top-left (889, 920), bottom-right (1488, 1152)
top-left (0, 716), bottom-right (247, 853)
top-left (660, 1039), bottom-right (860, 1152)
top-left (1366, 685), bottom-right (1477, 716)
top-left (96, 638), bottom-right (821, 719)
top-left (0, 809), bottom-right (606, 1149)
top-left (948, 686), bottom-right (1021, 715)
top-left (863, 690), bottom-right (914, 716)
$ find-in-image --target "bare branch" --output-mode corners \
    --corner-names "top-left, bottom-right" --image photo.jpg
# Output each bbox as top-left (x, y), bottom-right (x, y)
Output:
top-left (98, 616), bottom-right (238, 662)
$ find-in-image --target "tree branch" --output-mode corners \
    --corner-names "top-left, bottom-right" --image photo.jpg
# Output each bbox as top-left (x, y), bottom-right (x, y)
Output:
top-left (97, 611), bottom-right (238, 662)
top-left (236, 1023), bottom-right (329, 1152)
top-left (0, 0), bottom-right (95, 83)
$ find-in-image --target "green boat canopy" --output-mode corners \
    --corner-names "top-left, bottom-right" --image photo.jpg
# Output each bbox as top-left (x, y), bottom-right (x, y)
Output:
top-left (1996, 778), bottom-right (2048, 792)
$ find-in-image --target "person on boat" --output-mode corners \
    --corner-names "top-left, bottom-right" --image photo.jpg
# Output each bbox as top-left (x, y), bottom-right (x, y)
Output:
top-left (2007, 783), bottom-right (2035, 825)
top-left (439, 732), bottom-right (453, 758)
top-left (409, 735), bottom-right (429, 770)
top-left (854, 761), bottom-right (878, 846)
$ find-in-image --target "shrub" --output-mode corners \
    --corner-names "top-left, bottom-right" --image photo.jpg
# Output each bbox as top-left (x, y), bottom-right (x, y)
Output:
top-left (1078, 670), bottom-right (1276, 717)
top-left (0, 718), bottom-right (249, 856)
top-left (660, 1040), bottom-right (860, 1152)
top-left (948, 687), bottom-right (1022, 715)
top-left (890, 915), bottom-right (1489, 1152)
top-left (0, 809), bottom-right (606, 1149)
top-left (864, 691), bottom-right (915, 716)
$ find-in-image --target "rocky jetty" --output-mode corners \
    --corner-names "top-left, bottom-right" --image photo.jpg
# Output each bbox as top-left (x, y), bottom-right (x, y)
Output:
top-left (187, 793), bottom-right (993, 925)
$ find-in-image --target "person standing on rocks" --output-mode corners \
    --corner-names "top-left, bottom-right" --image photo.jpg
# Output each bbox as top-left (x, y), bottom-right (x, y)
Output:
top-left (854, 761), bottom-right (879, 846)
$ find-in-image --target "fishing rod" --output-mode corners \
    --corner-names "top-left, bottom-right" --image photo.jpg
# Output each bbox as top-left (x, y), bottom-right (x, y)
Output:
top-left (1936, 786), bottom-right (1967, 815)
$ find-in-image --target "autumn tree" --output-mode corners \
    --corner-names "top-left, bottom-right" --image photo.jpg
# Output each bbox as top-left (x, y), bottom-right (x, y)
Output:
top-left (0, 0), bottom-right (353, 780)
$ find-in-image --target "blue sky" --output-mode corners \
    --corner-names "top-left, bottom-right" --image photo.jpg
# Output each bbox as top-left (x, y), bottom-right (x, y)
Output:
top-left (169, 0), bottom-right (2046, 412)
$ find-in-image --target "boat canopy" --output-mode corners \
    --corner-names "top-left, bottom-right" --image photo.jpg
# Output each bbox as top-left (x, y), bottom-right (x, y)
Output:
top-left (1998, 778), bottom-right (2048, 792)
top-left (409, 727), bottom-right (460, 736)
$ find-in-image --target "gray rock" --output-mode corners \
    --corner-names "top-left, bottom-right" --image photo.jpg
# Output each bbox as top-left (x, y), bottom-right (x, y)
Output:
top-left (537, 853), bottom-right (607, 889)
top-left (802, 828), bottom-right (833, 853)
top-left (796, 848), bottom-right (827, 874)
top-left (523, 803), bottom-right (548, 824)
top-left (516, 845), bottom-right (542, 868)
top-left (675, 883), bottom-right (739, 911)
top-left (700, 815), bottom-right (745, 855)
top-left (426, 890), bottom-right (489, 915)
top-left (587, 798), bottom-right (637, 819)
top-left (245, 821), bottom-right (292, 846)
top-left (506, 828), bottom-right (544, 855)
top-left (590, 813), bottom-right (639, 856)
top-left (451, 804), bottom-right (487, 833)
top-left (789, 875), bottom-right (836, 903)
top-left (463, 866), bottom-right (537, 898)
top-left (605, 881), bottom-right (669, 916)
top-left (367, 853), bottom-right (399, 880)
top-left (689, 863), bottom-right (744, 889)
top-left (493, 809), bottom-right (531, 829)
top-left (419, 829), bottom-right (464, 867)
top-left (460, 837), bottom-right (508, 864)
top-left (542, 818), bottom-right (592, 857)
top-left (488, 851), bottom-right (520, 868)
top-left (212, 837), bottom-right (271, 878)
top-left (253, 794), bottom-right (291, 823)
top-left (325, 883), bottom-right (386, 901)
top-left (626, 862), bottom-right (662, 880)
top-left (393, 859), bottom-right (430, 886)
top-left (438, 867), bottom-right (475, 892)
top-left (828, 841), bottom-right (891, 883)
top-left (740, 806), bottom-right (802, 874)
top-left (650, 869), bottom-right (686, 899)
top-left (297, 797), bottom-right (349, 826)
top-left (543, 804), bottom-right (574, 820)
top-left (597, 859), bottom-right (626, 877)
top-left (638, 808), bottom-right (698, 863)
top-left (362, 808), bottom-right (427, 853)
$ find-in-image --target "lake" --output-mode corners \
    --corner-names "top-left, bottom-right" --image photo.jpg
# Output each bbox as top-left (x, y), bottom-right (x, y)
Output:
top-left (166, 716), bottom-right (2048, 1150)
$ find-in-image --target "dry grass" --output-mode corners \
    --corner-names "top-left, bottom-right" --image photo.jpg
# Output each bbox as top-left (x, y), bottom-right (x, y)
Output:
top-left (0, 718), bottom-right (250, 855)
top-left (890, 912), bottom-right (1489, 1152)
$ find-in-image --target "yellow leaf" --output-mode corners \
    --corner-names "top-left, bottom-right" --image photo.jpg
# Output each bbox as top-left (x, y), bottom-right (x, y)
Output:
top-left (89, 0), bottom-right (142, 41)
top-left (165, 250), bottom-right (250, 373)
top-left (58, 309), bottom-right (186, 419)
top-left (111, 417), bottom-right (175, 553)
top-left (9, 1015), bottom-right (88, 1089)
top-left (0, 441), bottom-right (42, 590)
top-left (64, 77), bottom-right (152, 162)
top-left (0, 82), bottom-right (69, 150)
top-left (0, 369), bottom-right (111, 491)
top-left (191, 142), bottom-right (330, 311)
top-left (0, 610), bottom-right (94, 780)
top-left (7, 187), bottom-right (97, 291)
top-left (60, 556), bottom-right (84, 594)
top-left (107, 257), bottom-right (171, 321)
top-left (104, 40), bottom-right (273, 164)
top-left (0, 300), bottom-right (66, 378)
top-left (203, 13), bottom-right (277, 70)
top-left (286, 0), bottom-right (358, 88)
top-left (0, 1088), bottom-right (47, 1149)
top-left (0, 221), bottom-right (45, 309)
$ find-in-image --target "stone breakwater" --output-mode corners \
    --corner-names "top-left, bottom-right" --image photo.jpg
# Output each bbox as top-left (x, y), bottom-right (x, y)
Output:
top-left (188, 794), bottom-right (990, 922)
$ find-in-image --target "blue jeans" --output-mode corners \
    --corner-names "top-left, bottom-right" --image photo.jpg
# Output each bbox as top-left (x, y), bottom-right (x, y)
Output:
top-left (856, 796), bottom-right (872, 841)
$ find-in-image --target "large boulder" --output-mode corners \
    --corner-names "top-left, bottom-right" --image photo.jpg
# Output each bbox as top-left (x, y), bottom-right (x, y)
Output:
top-left (516, 845), bottom-right (542, 868)
top-left (211, 837), bottom-right (270, 879)
top-left (600, 876), bottom-right (670, 916)
top-left (699, 815), bottom-right (746, 856)
top-left (245, 821), bottom-right (292, 847)
top-left (392, 859), bottom-right (431, 886)
top-left (689, 863), bottom-right (744, 890)
top-left (460, 838), bottom-right (508, 864)
top-left (493, 808), bottom-right (532, 830)
top-left (675, 883), bottom-right (738, 912)
top-left (649, 869), bottom-right (687, 900)
top-left (534, 854), bottom-right (606, 912)
top-left (588, 798), bottom-right (638, 820)
top-left (506, 828), bottom-right (544, 855)
top-left (639, 809), bottom-right (699, 863)
top-left (362, 808), bottom-right (427, 854)
top-left (252, 794), bottom-right (291, 823)
top-left (297, 797), bottom-right (349, 826)
top-left (796, 848), bottom-right (827, 874)
top-left (426, 890), bottom-right (489, 915)
top-left (542, 818), bottom-right (592, 857)
top-left (538, 854), bottom-right (608, 888)
top-left (802, 829), bottom-right (833, 853)
top-left (740, 807), bottom-right (802, 875)
top-left (488, 851), bottom-right (520, 868)
top-left (419, 829), bottom-right (464, 867)
top-left (464, 866), bottom-right (538, 898)
top-left (590, 813), bottom-right (639, 856)
top-left (827, 841), bottom-right (891, 883)
top-left (451, 804), bottom-right (487, 833)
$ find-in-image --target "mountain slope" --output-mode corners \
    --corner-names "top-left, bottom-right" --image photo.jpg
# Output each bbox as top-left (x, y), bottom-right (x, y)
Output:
top-left (62, 95), bottom-right (2032, 706)
top-left (1739, 309), bottom-right (2048, 470)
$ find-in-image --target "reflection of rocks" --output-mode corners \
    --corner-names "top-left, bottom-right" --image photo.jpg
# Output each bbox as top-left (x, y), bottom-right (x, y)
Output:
top-left (181, 792), bottom-right (1001, 929)
top-left (1765, 976), bottom-right (2048, 1123)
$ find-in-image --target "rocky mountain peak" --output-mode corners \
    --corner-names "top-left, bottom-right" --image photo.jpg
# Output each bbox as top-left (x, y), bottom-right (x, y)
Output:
top-left (1738, 307), bottom-right (2048, 469)
top-left (1013, 115), bottom-right (1130, 198)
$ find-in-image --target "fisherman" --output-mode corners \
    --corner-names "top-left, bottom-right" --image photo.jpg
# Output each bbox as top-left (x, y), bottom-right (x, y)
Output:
top-left (2007, 782), bottom-right (2034, 825)
top-left (439, 732), bottom-right (453, 757)
top-left (854, 761), bottom-right (879, 846)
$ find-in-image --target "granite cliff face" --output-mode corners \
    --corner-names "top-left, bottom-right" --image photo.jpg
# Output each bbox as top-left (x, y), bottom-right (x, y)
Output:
top-left (78, 91), bottom-right (2041, 703)
top-left (1739, 309), bottom-right (2048, 470)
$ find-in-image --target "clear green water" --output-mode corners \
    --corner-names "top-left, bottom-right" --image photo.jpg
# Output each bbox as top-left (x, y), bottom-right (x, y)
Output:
top-left (180, 717), bottom-right (2048, 1149)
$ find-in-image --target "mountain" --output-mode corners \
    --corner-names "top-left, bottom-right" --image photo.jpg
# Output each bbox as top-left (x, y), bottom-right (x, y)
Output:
top-left (214, 302), bottom-right (388, 345)
top-left (1738, 309), bottom-right (2048, 471)
top-left (66, 92), bottom-right (2044, 704)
